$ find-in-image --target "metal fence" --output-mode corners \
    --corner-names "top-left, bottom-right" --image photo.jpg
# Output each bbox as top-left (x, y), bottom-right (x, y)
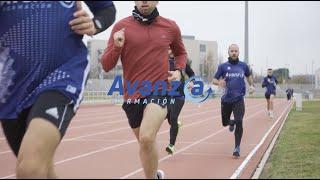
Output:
top-left (82, 91), bottom-right (123, 104)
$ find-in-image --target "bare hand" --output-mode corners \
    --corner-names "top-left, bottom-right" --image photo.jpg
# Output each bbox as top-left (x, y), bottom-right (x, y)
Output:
top-left (249, 85), bottom-right (255, 95)
top-left (69, 1), bottom-right (97, 36)
top-left (168, 70), bottom-right (182, 82)
top-left (113, 28), bottom-right (125, 48)
top-left (187, 81), bottom-right (194, 90)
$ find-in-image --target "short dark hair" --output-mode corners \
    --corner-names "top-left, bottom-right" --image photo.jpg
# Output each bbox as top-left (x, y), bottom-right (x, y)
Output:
top-left (268, 68), bottom-right (273, 71)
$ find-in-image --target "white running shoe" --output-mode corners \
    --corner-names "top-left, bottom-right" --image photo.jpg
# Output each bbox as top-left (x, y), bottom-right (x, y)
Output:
top-left (156, 170), bottom-right (165, 179)
top-left (269, 111), bottom-right (274, 119)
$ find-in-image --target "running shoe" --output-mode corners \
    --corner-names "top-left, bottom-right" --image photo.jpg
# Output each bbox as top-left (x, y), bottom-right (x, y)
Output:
top-left (156, 170), bottom-right (165, 179)
top-left (166, 144), bottom-right (175, 155)
top-left (178, 121), bottom-right (183, 128)
top-left (233, 146), bottom-right (240, 158)
top-left (270, 111), bottom-right (274, 119)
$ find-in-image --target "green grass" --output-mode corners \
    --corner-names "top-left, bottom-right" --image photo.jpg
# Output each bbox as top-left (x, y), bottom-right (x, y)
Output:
top-left (260, 101), bottom-right (320, 179)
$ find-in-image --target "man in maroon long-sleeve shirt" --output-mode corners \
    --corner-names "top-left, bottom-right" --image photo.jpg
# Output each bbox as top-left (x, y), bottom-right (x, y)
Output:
top-left (102, 1), bottom-right (187, 179)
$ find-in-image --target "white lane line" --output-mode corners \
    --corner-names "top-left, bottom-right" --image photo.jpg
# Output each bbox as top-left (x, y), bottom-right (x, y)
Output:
top-left (0, 101), bottom-right (270, 179)
top-left (0, 105), bottom-right (222, 156)
top-left (229, 103), bottom-right (292, 179)
top-left (251, 103), bottom-right (293, 179)
top-left (119, 102), bottom-right (277, 179)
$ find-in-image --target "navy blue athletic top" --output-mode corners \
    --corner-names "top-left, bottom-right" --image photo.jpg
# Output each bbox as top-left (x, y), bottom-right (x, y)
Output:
top-left (0, 1), bottom-right (113, 119)
top-left (214, 59), bottom-right (251, 103)
top-left (262, 75), bottom-right (278, 95)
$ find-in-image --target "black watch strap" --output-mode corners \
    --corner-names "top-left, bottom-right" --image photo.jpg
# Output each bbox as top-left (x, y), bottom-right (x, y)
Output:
top-left (93, 17), bottom-right (103, 33)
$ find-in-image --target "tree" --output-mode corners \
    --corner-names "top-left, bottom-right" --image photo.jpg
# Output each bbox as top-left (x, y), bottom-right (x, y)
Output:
top-left (273, 68), bottom-right (290, 84)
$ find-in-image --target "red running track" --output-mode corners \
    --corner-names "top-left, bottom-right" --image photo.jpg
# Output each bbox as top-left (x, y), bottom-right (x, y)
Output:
top-left (0, 98), bottom-right (292, 179)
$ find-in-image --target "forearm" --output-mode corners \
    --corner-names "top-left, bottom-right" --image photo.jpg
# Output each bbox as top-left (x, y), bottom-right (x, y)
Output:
top-left (174, 54), bottom-right (187, 70)
top-left (185, 64), bottom-right (195, 78)
top-left (101, 46), bottom-right (122, 72)
top-left (262, 83), bottom-right (267, 88)
top-left (247, 76), bottom-right (254, 86)
top-left (212, 78), bottom-right (220, 86)
top-left (171, 23), bottom-right (187, 70)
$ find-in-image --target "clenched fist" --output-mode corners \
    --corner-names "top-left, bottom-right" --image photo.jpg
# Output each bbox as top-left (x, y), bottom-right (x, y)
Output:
top-left (113, 28), bottom-right (125, 48)
top-left (168, 70), bottom-right (182, 82)
top-left (249, 85), bottom-right (255, 95)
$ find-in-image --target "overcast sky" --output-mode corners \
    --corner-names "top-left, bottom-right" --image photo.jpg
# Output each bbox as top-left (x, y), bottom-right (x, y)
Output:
top-left (83, 1), bottom-right (320, 76)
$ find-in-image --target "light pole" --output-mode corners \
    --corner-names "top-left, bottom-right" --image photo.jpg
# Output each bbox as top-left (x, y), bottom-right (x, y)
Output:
top-left (244, 1), bottom-right (249, 64)
top-left (312, 60), bottom-right (314, 89)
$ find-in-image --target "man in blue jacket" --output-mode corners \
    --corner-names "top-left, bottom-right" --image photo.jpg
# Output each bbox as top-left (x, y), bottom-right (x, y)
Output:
top-left (262, 69), bottom-right (278, 119)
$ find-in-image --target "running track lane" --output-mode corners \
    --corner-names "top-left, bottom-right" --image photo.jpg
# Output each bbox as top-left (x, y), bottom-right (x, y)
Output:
top-left (0, 99), bottom-right (291, 179)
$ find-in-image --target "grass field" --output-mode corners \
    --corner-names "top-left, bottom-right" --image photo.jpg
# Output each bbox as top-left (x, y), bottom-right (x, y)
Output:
top-left (261, 101), bottom-right (320, 179)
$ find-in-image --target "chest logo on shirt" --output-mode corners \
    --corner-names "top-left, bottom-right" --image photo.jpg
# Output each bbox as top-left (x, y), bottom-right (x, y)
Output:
top-left (225, 72), bottom-right (244, 78)
top-left (268, 78), bottom-right (274, 84)
top-left (59, 1), bottom-right (75, 8)
top-left (227, 66), bottom-right (231, 70)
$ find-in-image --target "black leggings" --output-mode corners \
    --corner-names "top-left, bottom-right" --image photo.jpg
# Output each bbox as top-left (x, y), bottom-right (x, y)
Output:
top-left (221, 99), bottom-right (245, 148)
top-left (167, 98), bottom-right (185, 145)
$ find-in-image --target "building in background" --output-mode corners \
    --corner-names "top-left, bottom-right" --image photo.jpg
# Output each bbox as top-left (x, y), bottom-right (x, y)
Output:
top-left (182, 35), bottom-right (218, 81)
top-left (87, 36), bottom-right (218, 81)
top-left (316, 68), bottom-right (320, 89)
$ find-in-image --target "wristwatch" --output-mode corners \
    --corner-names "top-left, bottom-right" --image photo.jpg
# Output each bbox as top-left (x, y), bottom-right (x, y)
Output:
top-left (93, 17), bottom-right (103, 33)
